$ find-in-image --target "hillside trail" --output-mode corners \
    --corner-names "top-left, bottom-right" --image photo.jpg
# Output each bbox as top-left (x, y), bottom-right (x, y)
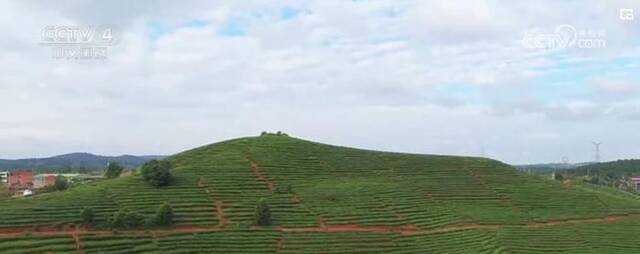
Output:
top-left (71, 225), bottom-right (84, 254)
top-left (215, 200), bottom-right (230, 226)
top-left (1, 212), bottom-right (640, 240)
top-left (526, 213), bottom-right (640, 228)
top-left (197, 176), bottom-right (230, 226)
top-left (247, 158), bottom-right (275, 192)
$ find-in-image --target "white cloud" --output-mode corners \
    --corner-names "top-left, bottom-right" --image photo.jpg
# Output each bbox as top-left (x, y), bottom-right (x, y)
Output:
top-left (0, 0), bottom-right (639, 163)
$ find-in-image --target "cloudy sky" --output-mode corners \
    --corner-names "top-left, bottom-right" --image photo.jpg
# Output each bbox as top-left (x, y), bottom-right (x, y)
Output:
top-left (1, 0), bottom-right (639, 164)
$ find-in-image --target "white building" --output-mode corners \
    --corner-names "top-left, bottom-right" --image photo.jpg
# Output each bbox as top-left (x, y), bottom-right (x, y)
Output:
top-left (0, 171), bottom-right (8, 183)
top-left (631, 177), bottom-right (640, 191)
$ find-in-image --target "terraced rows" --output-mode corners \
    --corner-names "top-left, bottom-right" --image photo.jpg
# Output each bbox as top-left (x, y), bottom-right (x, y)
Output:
top-left (0, 235), bottom-right (77, 254)
top-left (2, 134), bottom-right (640, 253)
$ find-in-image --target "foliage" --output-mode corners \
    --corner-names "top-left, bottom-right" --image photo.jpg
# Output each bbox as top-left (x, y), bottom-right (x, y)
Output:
top-left (105, 161), bottom-right (124, 179)
top-left (54, 175), bottom-right (68, 191)
top-left (140, 160), bottom-right (173, 187)
top-left (80, 207), bottom-right (94, 224)
top-left (2, 135), bottom-right (640, 252)
top-left (110, 209), bottom-right (145, 228)
top-left (255, 198), bottom-right (272, 226)
top-left (154, 202), bottom-right (174, 226)
top-left (567, 159), bottom-right (640, 177)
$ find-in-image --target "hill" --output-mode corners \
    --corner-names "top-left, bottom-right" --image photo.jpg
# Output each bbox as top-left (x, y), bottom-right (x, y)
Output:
top-left (565, 159), bottom-right (640, 177)
top-left (515, 162), bottom-right (594, 173)
top-left (1, 134), bottom-right (640, 253)
top-left (0, 153), bottom-right (165, 172)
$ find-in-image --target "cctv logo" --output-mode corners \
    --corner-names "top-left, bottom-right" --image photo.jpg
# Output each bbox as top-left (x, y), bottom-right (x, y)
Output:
top-left (620, 9), bottom-right (634, 21)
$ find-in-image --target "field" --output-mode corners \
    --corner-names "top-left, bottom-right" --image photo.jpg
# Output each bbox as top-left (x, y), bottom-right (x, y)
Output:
top-left (1, 134), bottom-right (640, 253)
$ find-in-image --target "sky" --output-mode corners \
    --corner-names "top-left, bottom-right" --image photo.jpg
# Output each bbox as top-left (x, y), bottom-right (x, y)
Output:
top-left (0, 0), bottom-right (639, 164)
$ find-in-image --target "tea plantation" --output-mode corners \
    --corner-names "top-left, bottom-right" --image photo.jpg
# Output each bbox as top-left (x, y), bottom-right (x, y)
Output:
top-left (1, 134), bottom-right (640, 253)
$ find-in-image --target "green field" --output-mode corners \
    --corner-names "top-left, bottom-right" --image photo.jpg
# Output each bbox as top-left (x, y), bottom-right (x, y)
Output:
top-left (1, 134), bottom-right (640, 253)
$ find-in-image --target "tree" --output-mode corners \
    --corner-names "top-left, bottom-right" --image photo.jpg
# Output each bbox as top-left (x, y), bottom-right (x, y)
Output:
top-left (154, 202), bottom-right (174, 226)
top-left (110, 209), bottom-right (145, 228)
top-left (122, 212), bottom-right (145, 228)
top-left (54, 175), bottom-right (68, 191)
top-left (110, 209), bottom-right (127, 228)
top-left (140, 160), bottom-right (173, 187)
top-left (255, 198), bottom-right (272, 226)
top-left (105, 161), bottom-right (124, 179)
top-left (80, 207), bottom-right (94, 224)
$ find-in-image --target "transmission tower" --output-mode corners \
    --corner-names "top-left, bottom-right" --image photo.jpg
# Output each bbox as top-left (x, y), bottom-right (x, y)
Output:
top-left (592, 142), bottom-right (602, 163)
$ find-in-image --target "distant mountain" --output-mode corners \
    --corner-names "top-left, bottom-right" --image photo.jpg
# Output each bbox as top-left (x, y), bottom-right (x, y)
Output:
top-left (0, 153), bottom-right (166, 171)
top-left (514, 162), bottom-right (595, 173)
top-left (565, 159), bottom-right (640, 177)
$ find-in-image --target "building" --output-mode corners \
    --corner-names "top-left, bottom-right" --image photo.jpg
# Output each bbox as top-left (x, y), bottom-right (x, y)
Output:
top-left (0, 171), bottom-right (8, 183)
top-left (630, 176), bottom-right (640, 191)
top-left (33, 174), bottom-right (57, 189)
top-left (8, 170), bottom-right (34, 188)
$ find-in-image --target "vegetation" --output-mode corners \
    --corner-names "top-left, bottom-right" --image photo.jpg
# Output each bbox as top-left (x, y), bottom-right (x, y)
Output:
top-left (54, 175), bottom-right (68, 191)
top-left (1, 135), bottom-right (640, 253)
top-left (0, 153), bottom-right (164, 172)
top-left (255, 198), bottom-right (272, 226)
top-left (567, 159), bottom-right (640, 177)
top-left (154, 202), bottom-right (174, 226)
top-left (80, 207), bottom-right (94, 225)
top-left (553, 173), bottom-right (564, 181)
top-left (110, 209), bottom-right (146, 229)
top-left (104, 161), bottom-right (124, 178)
top-left (140, 160), bottom-right (173, 187)
top-left (559, 159), bottom-right (640, 193)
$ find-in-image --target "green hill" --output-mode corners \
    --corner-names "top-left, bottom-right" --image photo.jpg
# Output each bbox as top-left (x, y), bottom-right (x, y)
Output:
top-left (1, 134), bottom-right (640, 253)
top-left (565, 159), bottom-right (640, 177)
top-left (0, 153), bottom-right (165, 172)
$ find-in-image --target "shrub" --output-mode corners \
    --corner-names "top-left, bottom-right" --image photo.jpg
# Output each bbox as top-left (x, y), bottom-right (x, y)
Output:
top-left (123, 212), bottom-right (145, 228)
top-left (255, 198), bottom-right (272, 226)
top-left (110, 210), bottom-right (127, 228)
top-left (80, 207), bottom-right (94, 225)
top-left (140, 160), bottom-right (173, 187)
top-left (54, 175), bottom-right (68, 191)
top-left (105, 161), bottom-right (124, 178)
top-left (110, 209), bottom-right (146, 229)
top-left (154, 202), bottom-right (174, 226)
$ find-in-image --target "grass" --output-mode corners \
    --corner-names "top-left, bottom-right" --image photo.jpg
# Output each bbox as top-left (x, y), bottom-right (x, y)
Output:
top-left (1, 134), bottom-right (640, 253)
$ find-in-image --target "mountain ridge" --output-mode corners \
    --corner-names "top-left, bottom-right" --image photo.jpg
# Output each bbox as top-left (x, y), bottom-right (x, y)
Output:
top-left (0, 153), bottom-right (165, 171)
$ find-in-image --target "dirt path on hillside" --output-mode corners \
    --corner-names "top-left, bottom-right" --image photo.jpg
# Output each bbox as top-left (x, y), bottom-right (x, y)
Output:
top-left (198, 177), bottom-right (231, 226)
top-left (278, 222), bottom-right (496, 234)
top-left (216, 200), bottom-right (230, 226)
top-left (526, 213), bottom-right (640, 228)
top-left (1, 213), bottom-right (640, 241)
top-left (247, 158), bottom-right (275, 192)
top-left (71, 227), bottom-right (83, 253)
